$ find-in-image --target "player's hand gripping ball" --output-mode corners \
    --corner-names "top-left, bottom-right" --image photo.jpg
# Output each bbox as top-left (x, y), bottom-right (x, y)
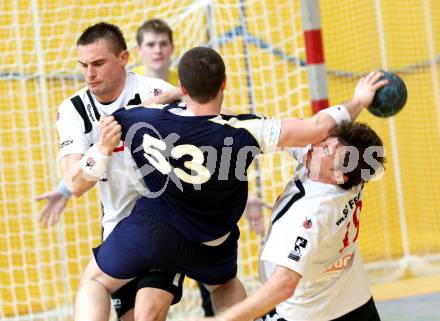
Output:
top-left (368, 71), bottom-right (407, 117)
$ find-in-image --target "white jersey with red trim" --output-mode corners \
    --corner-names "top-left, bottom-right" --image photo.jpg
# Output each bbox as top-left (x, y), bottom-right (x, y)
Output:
top-left (56, 72), bottom-right (173, 239)
top-left (259, 147), bottom-right (372, 321)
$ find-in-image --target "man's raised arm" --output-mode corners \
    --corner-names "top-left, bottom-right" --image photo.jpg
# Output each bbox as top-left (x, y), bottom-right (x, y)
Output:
top-left (278, 71), bottom-right (387, 148)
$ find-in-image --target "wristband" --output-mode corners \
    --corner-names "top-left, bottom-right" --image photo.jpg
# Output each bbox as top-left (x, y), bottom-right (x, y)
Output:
top-left (57, 179), bottom-right (72, 198)
top-left (79, 145), bottom-right (110, 179)
top-left (319, 105), bottom-right (351, 125)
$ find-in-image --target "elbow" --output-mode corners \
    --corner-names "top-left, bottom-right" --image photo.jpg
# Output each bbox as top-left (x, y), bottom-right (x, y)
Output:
top-left (65, 178), bottom-right (85, 197)
top-left (315, 111), bottom-right (342, 142)
top-left (316, 122), bottom-right (334, 143)
top-left (275, 274), bottom-right (297, 302)
top-left (278, 282), bottom-right (296, 302)
top-left (71, 188), bottom-right (85, 198)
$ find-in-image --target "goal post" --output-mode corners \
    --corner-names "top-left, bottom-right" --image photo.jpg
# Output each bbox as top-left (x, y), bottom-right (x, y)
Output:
top-left (300, 0), bottom-right (329, 113)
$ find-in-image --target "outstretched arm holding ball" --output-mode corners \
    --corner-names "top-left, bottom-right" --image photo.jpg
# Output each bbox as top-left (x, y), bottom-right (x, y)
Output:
top-left (368, 71), bottom-right (407, 117)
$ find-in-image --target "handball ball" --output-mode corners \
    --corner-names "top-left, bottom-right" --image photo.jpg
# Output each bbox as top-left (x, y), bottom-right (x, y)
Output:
top-left (368, 71), bottom-right (407, 118)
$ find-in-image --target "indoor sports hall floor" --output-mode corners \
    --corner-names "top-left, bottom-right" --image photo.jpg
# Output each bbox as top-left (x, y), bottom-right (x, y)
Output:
top-left (372, 275), bottom-right (440, 321)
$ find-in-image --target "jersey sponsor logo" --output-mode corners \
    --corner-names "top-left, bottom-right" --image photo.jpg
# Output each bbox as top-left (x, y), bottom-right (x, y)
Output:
top-left (288, 236), bottom-right (308, 262)
top-left (152, 88), bottom-right (163, 96)
top-left (336, 190), bottom-right (361, 226)
top-left (85, 157), bottom-right (96, 168)
top-left (325, 253), bottom-right (353, 273)
top-left (60, 139), bottom-right (73, 149)
top-left (302, 218), bottom-right (312, 229)
top-left (86, 103), bottom-right (96, 122)
top-left (111, 298), bottom-right (122, 308)
top-left (339, 200), bottom-right (362, 253)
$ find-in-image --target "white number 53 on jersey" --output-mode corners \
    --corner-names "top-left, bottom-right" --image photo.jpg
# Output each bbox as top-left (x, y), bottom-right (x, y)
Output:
top-left (142, 133), bottom-right (211, 185)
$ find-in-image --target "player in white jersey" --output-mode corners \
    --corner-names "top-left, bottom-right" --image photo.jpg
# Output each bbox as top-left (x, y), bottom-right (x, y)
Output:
top-left (192, 122), bottom-right (385, 321)
top-left (58, 70), bottom-right (171, 238)
top-left (53, 22), bottom-right (183, 321)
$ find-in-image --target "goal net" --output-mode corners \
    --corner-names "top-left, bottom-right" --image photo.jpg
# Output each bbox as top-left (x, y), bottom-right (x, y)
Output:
top-left (1, 0), bottom-right (439, 320)
top-left (319, 0), bottom-right (440, 282)
top-left (0, 1), bottom-right (307, 319)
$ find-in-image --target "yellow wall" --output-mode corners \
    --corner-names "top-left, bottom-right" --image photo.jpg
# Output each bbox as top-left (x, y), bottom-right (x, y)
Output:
top-left (321, 0), bottom-right (440, 262)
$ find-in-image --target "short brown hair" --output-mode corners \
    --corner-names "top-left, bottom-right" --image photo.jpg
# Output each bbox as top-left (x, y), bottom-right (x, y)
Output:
top-left (136, 19), bottom-right (173, 46)
top-left (332, 122), bottom-right (386, 190)
top-left (77, 22), bottom-right (127, 55)
top-left (178, 47), bottom-right (226, 104)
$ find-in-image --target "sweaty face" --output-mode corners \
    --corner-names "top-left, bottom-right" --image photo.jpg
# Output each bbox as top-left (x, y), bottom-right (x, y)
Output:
top-left (77, 39), bottom-right (128, 102)
top-left (138, 32), bottom-right (174, 72)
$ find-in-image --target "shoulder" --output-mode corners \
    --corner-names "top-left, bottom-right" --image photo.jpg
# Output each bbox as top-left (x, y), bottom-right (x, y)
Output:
top-left (113, 105), bottom-right (162, 121)
top-left (221, 113), bottom-right (262, 121)
top-left (210, 114), bottom-right (280, 152)
top-left (208, 114), bottom-right (262, 139)
top-left (209, 113), bottom-right (262, 127)
top-left (129, 72), bottom-right (173, 91)
top-left (274, 181), bottom-right (332, 218)
top-left (299, 181), bottom-right (356, 221)
top-left (58, 87), bottom-right (88, 113)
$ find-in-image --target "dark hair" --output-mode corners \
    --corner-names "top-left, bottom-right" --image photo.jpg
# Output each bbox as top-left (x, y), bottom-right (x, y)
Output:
top-left (77, 22), bottom-right (127, 55)
top-left (178, 47), bottom-right (226, 103)
top-left (332, 121), bottom-right (386, 190)
top-left (136, 19), bottom-right (173, 46)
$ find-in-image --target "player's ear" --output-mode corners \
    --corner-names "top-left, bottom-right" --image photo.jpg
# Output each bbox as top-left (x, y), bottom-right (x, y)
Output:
top-left (220, 74), bottom-right (227, 91)
top-left (119, 50), bottom-right (129, 65)
top-left (180, 83), bottom-right (188, 96)
top-left (332, 169), bottom-right (348, 185)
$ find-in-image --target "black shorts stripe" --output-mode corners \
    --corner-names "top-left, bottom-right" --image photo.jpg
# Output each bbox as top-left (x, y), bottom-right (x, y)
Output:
top-left (110, 271), bottom-right (184, 318)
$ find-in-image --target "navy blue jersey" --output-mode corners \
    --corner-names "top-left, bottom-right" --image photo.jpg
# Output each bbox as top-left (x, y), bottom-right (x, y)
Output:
top-left (113, 102), bottom-right (280, 242)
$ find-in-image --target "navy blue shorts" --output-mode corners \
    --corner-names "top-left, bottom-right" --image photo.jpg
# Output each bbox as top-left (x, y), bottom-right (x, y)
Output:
top-left (93, 202), bottom-right (239, 285)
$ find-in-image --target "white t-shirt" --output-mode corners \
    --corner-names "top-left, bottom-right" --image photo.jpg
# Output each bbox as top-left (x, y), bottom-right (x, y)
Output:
top-left (56, 72), bottom-right (173, 239)
top-left (259, 147), bottom-right (372, 321)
